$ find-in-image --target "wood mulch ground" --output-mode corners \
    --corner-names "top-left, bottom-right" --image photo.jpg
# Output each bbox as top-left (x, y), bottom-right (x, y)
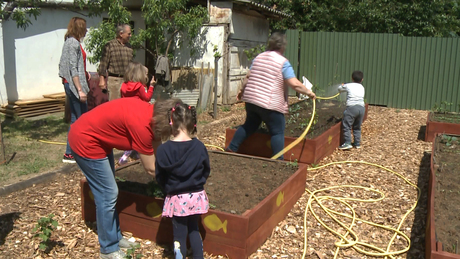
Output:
top-left (0, 100), bottom-right (431, 258)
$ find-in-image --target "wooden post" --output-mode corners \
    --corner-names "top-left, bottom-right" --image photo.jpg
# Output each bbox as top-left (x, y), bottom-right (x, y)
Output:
top-left (213, 57), bottom-right (218, 119)
top-left (206, 62), bottom-right (213, 110)
top-left (197, 62), bottom-right (204, 108)
top-left (0, 120), bottom-right (5, 162)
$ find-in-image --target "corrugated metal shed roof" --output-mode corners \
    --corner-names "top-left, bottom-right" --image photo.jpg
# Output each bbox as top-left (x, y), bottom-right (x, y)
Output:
top-left (231, 0), bottom-right (291, 18)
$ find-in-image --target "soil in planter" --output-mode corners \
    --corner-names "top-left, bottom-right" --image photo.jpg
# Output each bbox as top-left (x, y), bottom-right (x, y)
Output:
top-left (434, 135), bottom-right (460, 253)
top-left (431, 112), bottom-right (460, 124)
top-left (115, 152), bottom-right (298, 215)
top-left (239, 99), bottom-right (345, 139)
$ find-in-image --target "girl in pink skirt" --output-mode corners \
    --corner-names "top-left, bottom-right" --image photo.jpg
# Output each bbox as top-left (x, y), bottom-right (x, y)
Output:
top-left (154, 100), bottom-right (210, 259)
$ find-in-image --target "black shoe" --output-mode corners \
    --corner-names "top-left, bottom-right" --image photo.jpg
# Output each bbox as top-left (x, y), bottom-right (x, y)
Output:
top-left (338, 143), bottom-right (352, 150)
top-left (224, 147), bottom-right (235, 153)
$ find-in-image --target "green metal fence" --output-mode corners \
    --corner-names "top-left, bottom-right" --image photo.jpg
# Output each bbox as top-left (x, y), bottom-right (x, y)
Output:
top-left (285, 30), bottom-right (460, 112)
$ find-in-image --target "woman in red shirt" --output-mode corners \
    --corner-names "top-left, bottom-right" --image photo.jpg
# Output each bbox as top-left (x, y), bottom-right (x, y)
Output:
top-left (68, 97), bottom-right (178, 258)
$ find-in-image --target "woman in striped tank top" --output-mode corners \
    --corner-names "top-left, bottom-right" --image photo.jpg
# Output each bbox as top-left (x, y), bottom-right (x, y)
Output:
top-left (226, 32), bottom-right (316, 160)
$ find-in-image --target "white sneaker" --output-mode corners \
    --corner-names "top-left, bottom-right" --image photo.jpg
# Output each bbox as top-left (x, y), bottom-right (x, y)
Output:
top-left (119, 237), bottom-right (139, 249)
top-left (100, 249), bottom-right (126, 259)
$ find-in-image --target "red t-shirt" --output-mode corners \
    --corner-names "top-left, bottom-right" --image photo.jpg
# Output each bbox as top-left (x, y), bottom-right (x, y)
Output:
top-left (69, 98), bottom-right (155, 159)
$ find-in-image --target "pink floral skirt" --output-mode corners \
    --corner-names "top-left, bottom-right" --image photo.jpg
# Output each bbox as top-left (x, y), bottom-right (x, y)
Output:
top-left (162, 190), bottom-right (209, 217)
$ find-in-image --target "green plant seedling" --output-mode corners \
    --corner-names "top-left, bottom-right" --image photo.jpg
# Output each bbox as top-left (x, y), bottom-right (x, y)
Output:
top-left (33, 214), bottom-right (58, 252)
top-left (209, 203), bottom-right (217, 209)
top-left (115, 176), bottom-right (126, 182)
top-left (287, 159), bottom-right (298, 168)
top-left (146, 181), bottom-right (165, 198)
top-left (442, 135), bottom-right (459, 146)
top-left (432, 101), bottom-right (453, 113)
top-left (126, 244), bottom-right (143, 259)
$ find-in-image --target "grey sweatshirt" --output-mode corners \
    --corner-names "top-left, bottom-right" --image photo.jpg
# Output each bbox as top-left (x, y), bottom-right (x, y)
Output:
top-left (338, 82), bottom-right (365, 107)
top-left (58, 37), bottom-right (89, 98)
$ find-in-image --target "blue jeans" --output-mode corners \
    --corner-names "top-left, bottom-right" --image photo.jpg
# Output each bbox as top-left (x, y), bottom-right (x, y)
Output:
top-left (72, 151), bottom-right (121, 254)
top-left (342, 105), bottom-right (365, 145)
top-left (64, 83), bottom-right (88, 155)
top-left (228, 103), bottom-right (286, 160)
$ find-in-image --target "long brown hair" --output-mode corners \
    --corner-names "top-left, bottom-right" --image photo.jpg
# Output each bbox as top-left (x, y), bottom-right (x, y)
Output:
top-left (153, 98), bottom-right (198, 141)
top-left (64, 17), bottom-right (87, 40)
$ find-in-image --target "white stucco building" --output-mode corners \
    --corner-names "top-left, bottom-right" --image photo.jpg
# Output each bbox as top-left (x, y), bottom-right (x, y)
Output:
top-left (0, 0), bottom-right (145, 106)
top-left (0, 0), bottom-right (286, 106)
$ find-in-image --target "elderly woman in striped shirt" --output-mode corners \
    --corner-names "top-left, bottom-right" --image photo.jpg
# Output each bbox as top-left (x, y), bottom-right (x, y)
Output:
top-left (226, 32), bottom-right (316, 160)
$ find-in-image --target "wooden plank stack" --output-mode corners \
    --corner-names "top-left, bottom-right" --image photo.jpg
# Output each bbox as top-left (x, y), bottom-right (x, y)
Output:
top-left (0, 92), bottom-right (66, 118)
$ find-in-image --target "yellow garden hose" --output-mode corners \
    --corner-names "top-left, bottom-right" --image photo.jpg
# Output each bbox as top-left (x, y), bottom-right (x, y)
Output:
top-left (205, 144), bottom-right (224, 151)
top-left (303, 161), bottom-right (419, 258)
top-left (38, 140), bottom-right (66, 145)
top-left (267, 94), bottom-right (418, 257)
top-left (271, 93), bottom-right (339, 160)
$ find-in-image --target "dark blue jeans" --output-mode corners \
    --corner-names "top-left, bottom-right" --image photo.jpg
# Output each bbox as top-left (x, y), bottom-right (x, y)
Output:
top-left (172, 215), bottom-right (203, 259)
top-left (64, 83), bottom-right (88, 155)
top-left (228, 103), bottom-right (285, 160)
top-left (342, 105), bottom-right (365, 145)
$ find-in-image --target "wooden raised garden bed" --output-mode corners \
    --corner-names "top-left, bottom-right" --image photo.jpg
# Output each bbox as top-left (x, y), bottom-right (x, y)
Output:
top-left (425, 112), bottom-right (460, 142)
top-left (427, 134), bottom-right (460, 259)
top-left (80, 151), bottom-right (308, 258)
top-left (225, 102), bottom-right (368, 164)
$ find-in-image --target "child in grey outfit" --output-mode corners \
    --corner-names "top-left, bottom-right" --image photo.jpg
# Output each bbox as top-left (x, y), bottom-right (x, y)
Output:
top-left (338, 71), bottom-right (365, 150)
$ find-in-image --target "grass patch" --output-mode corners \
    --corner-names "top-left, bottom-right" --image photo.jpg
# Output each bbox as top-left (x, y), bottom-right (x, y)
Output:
top-left (0, 113), bottom-right (70, 185)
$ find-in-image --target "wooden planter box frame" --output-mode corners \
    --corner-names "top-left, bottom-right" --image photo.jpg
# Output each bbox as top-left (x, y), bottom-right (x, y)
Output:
top-left (225, 104), bottom-right (368, 164)
top-left (80, 151), bottom-right (308, 258)
top-left (426, 133), bottom-right (460, 259)
top-left (425, 112), bottom-right (460, 142)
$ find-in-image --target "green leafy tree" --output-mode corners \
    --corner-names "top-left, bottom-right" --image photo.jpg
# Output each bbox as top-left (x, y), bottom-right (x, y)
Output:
top-left (0, 0), bottom-right (43, 29)
top-left (75, 0), bottom-right (133, 64)
top-left (80, 0), bottom-right (208, 64)
top-left (256, 0), bottom-right (460, 37)
top-left (139, 0), bottom-right (208, 58)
